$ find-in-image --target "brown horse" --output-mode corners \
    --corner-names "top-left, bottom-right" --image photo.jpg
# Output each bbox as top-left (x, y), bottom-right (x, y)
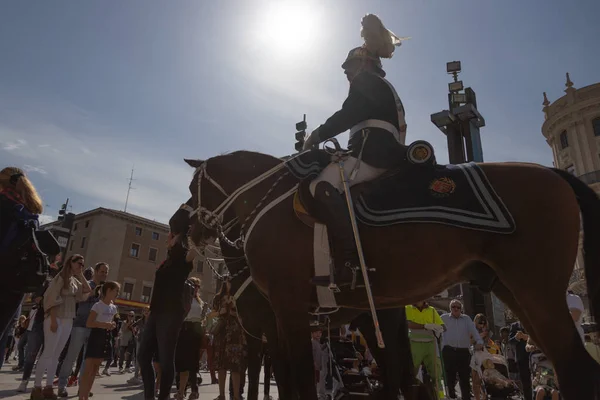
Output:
top-left (183, 151), bottom-right (600, 400)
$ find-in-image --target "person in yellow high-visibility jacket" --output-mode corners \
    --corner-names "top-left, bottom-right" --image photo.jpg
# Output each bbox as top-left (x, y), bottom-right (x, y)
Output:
top-left (406, 302), bottom-right (446, 399)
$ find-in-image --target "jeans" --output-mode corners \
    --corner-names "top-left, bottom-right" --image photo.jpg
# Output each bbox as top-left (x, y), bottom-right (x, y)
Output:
top-left (17, 330), bottom-right (29, 368)
top-left (138, 311), bottom-right (185, 400)
top-left (22, 325), bottom-right (44, 381)
top-left (58, 326), bottom-right (91, 389)
top-left (34, 318), bottom-right (73, 388)
top-left (0, 299), bottom-right (22, 369)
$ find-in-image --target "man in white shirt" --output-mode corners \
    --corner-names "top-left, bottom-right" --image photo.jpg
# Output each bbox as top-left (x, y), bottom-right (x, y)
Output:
top-left (566, 290), bottom-right (585, 343)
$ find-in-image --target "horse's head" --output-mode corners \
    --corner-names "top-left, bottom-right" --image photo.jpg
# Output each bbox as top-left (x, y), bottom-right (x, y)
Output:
top-left (179, 151), bottom-right (286, 251)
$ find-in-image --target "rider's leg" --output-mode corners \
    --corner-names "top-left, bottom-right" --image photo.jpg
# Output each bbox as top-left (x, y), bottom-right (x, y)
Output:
top-left (309, 158), bottom-right (385, 287)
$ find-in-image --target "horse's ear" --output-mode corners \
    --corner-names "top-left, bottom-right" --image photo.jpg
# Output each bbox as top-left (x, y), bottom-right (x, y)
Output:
top-left (184, 159), bottom-right (205, 168)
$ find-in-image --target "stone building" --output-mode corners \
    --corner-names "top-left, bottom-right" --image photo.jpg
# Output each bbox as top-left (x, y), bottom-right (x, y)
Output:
top-left (541, 73), bottom-right (600, 310)
top-left (41, 208), bottom-right (223, 313)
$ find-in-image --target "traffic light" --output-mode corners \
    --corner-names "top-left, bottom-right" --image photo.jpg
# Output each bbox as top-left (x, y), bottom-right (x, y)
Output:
top-left (295, 114), bottom-right (307, 152)
top-left (57, 201), bottom-right (67, 222)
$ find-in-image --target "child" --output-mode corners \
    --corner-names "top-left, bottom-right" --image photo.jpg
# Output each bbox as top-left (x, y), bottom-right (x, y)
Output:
top-left (78, 282), bottom-right (120, 400)
top-left (526, 337), bottom-right (559, 400)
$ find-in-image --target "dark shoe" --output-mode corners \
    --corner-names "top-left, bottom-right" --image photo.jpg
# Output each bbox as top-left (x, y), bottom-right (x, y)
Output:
top-left (310, 182), bottom-right (361, 289)
top-left (57, 387), bottom-right (68, 398)
top-left (42, 386), bottom-right (58, 400)
top-left (30, 387), bottom-right (43, 400)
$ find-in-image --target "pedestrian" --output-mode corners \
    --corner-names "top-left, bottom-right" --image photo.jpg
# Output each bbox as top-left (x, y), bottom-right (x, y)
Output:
top-left (118, 311), bottom-right (136, 373)
top-left (471, 314), bottom-right (500, 400)
top-left (0, 167), bottom-right (44, 337)
top-left (30, 254), bottom-right (92, 400)
top-left (175, 277), bottom-right (204, 400)
top-left (78, 281), bottom-right (120, 400)
top-left (500, 326), bottom-right (519, 381)
top-left (526, 337), bottom-right (559, 400)
top-left (16, 285), bottom-right (47, 393)
top-left (209, 277), bottom-right (247, 400)
top-left (509, 320), bottom-right (533, 400)
top-left (261, 335), bottom-right (273, 400)
top-left (440, 299), bottom-right (483, 400)
top-left (138, 230), bottom-right (193, 400)
top-left (203, 308), bottom-right (219, 385)
top-left (312, 330), bottom-right (324, 397)
top-left (57, 262), bottom-right (109, 397)
top-left (14, 313), bottom-right (32, 371)
top-left (128, 307), bottom-right (149, 385)
top-left (566, 290), bottom-right (585, 343)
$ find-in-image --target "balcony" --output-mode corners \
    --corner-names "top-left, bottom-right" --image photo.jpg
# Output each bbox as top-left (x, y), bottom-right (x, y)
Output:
top-left (578, 170), bottom-right (600, 185)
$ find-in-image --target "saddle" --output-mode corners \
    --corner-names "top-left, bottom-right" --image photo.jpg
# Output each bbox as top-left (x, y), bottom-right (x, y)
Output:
top-left (286, 142), bottom-right (515, 234)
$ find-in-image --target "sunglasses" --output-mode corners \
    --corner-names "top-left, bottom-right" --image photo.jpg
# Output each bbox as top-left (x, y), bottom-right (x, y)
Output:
top-left (451, 306), bottom-right (461, 310)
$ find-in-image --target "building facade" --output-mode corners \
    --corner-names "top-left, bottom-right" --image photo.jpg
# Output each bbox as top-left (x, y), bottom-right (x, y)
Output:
top-left (41, 208), bottom-right (223, 312)
top-left (541, 73), bottom-right (600, 310)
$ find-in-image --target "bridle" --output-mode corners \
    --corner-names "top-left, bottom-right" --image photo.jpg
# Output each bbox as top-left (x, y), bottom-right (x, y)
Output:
top-left (182, 160), bottom-right (289, 250)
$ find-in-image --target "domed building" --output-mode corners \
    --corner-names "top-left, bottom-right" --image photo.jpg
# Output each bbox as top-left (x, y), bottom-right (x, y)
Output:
top-left (541, 73), bottom-right (600, 310)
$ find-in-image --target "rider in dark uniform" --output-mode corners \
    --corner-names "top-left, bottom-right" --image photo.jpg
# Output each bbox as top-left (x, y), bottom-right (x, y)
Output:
top-left (303, 14), bottom-right (407, 288)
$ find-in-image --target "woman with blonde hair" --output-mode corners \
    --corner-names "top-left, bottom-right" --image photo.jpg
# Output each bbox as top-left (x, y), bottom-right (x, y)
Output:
top-left (0, 167), bottom-right (44, 337)
top-left (30, 254), bottom-right (92, 400)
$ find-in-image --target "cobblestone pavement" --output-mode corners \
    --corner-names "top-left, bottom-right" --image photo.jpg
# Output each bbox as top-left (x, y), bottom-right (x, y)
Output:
top-left (0, 363), bottom-right (278, 400)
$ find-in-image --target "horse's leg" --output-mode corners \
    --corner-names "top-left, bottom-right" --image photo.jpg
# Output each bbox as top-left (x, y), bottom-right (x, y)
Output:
top-left (244, 335), bottom-right (262, 400)
top-left (354, 312), bottom-right (396, 400)
top-left (494, 271), bottom-right (600, 400)
top-left (268, 284), bottom-right (316, 400)
top-left (263, 308), bottom-right (294, 400)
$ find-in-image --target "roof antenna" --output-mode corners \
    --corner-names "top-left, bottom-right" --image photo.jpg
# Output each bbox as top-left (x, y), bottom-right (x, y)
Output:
top-left (124, 165), bottom-right (136, 213)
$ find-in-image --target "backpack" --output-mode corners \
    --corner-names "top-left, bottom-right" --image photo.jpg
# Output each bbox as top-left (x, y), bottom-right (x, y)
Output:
top-left (0, 197), bottom-right (60, 293)
top-left (181, 278), bottom-right (195, 317)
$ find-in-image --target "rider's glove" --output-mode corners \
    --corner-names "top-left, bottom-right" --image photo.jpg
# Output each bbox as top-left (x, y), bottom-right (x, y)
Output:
top-left (302, 128), bottom-right (320, 151)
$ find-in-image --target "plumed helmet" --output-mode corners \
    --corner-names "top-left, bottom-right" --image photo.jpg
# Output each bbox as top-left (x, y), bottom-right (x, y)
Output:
top-left (341, 14), bottom-right (406, 74)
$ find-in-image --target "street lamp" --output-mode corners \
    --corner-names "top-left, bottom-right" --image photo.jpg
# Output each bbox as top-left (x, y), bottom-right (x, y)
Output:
top-left (430, 60), bottom-right (485, 163)
top-left (430, 110), bottom-right (456, 132)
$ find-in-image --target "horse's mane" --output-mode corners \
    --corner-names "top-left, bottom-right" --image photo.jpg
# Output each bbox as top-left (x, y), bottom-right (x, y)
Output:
top-left (213, 150), bottom-right (283, 167)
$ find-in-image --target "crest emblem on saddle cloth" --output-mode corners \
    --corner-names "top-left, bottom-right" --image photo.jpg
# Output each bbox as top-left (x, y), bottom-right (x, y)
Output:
top-left (429, 177), bottom-right (456, 197)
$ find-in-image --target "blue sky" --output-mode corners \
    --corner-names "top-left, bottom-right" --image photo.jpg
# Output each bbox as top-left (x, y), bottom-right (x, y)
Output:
top-left (1, 0), bottom-right (599, 224)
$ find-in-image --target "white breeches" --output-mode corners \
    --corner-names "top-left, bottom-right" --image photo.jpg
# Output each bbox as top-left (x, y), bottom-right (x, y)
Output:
top-left (309, 157), bottom-right (386, 196)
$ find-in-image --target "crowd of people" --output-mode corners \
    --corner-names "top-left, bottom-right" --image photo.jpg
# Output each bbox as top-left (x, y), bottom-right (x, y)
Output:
top-left (0, 167), bottom-right (272, 400)
top-left (2, 167), bottom-right (600, 400)
top-left (401, 297), bottom-right (600, 400)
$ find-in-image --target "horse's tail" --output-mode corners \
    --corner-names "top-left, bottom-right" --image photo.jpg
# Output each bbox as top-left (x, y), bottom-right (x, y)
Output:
top-left (552, 168), bottom-right (600, 324)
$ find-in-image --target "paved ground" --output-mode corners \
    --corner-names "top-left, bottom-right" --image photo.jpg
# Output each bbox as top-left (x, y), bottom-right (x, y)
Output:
top-left (0, 363), bottom-right (278, 400)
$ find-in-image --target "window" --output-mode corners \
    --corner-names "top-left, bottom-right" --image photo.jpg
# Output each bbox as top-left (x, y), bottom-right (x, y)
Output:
top-left (73, 223), bottom-right (78, 231)
top-left (69, 240), bottom-right (74, 251)
top-left (85, 220), bottom-right (90, 228)
top-left (560, 131), bottom-right (569, 149)
top-left (594, 118), bottom-right (600, 137)
top-left (141, 285), bottom-right (152, 303)
top-left (148, 247), bottom-right (158, 262)
top-left (130, 243), bottom-right (140, 258)
top-left (122, 282), bottom-right (134, 300)
top-left (135, 227), bottom-right (143, 236)
top-left (196, 259), bottom-right (203, 274)
top-left (566, 165), bottom-right (576, 175)
top-left (81, 237), bottom-right (86, 248)
top-left (152, 232), bottom-right (160, 241)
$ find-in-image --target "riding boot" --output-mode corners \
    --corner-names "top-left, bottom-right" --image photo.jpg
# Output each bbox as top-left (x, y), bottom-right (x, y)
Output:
top-left (310, 181), bottom-right (360, 288)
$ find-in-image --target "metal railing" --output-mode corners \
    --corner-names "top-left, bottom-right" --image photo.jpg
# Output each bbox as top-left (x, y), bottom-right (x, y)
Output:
top-left (578, 170), bottom-right (600, 185)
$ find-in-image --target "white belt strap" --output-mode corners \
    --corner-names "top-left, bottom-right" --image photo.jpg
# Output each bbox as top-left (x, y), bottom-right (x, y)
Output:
top-left (233, 276), bottom-right (253, 301)
top-left (349, 119), bottom-right (402, 144)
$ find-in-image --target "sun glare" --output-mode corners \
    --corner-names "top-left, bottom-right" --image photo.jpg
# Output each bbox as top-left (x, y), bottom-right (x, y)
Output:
top-left (256, 2), bottom-right (320, 58)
